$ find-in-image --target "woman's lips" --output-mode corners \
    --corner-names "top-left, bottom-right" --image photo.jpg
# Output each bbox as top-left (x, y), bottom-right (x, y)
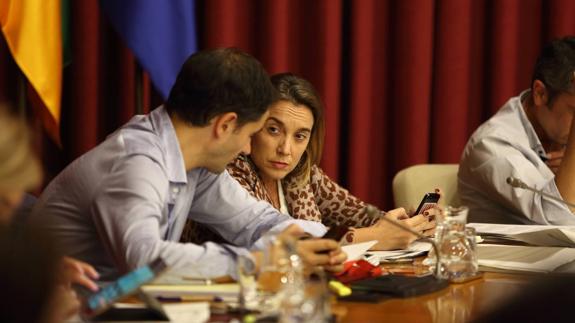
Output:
top-left (270, 161), bottom-right (289, 169)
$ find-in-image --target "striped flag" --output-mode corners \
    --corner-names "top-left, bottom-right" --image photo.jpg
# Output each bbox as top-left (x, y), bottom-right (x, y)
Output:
top-left (0, 0), bottom-right (63, 143)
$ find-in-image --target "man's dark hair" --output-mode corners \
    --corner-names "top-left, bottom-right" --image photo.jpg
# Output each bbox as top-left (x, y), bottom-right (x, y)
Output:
top-left (532, 36), bottom-right (575, 104)
top-left (166, 48), bottom-right (277, 127)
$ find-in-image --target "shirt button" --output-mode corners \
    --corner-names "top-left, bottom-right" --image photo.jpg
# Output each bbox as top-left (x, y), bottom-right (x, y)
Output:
top-left (172, 187), bottom-right (180, 194)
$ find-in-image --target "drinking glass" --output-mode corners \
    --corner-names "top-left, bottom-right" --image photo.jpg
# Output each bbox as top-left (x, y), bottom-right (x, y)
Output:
top-left (237, 234), bottom-right (290, 313)
top-left (436, 206), bottom-right (478, 280)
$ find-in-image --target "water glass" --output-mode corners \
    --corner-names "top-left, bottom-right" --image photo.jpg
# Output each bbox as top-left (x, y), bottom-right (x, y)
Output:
top-left (237, 235), bottom-right (289, 313)
top-left (279, 270), bottom-right (331, 323)
top-left (435, 206), bottom-right (478, 280)
top-left (237, 255), bottom-right (258, 311)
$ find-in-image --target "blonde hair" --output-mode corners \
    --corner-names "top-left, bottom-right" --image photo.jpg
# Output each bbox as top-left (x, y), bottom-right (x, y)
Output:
top-left (0, 107), bottom-right (41, 191)
top-left (270, 73), bottom-right (325, 188)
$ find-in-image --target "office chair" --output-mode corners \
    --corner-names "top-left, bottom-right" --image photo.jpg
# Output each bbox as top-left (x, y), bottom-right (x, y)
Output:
top-left (392, 164), bottom-right (460, 209)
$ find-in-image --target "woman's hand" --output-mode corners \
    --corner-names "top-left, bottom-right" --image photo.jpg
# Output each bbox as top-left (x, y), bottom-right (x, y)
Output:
top-left (352, 207), bottom-right (436, 250)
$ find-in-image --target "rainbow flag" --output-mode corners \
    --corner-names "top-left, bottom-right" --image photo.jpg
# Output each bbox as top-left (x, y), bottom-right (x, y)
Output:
top-left (0, 0), bottom-right (62, 143)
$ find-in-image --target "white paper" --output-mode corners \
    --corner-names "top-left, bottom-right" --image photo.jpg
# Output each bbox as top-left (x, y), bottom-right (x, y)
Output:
top-left (341, 240), bottom-right (378, 260)
top-left (477, 244), bottom-right (575, 273)
top-left (469, 223), bottom-right (575, 247)
top-left (365, 241), bottom-right (432, 261)
top-left (162, 302), bottom-right (210, 323)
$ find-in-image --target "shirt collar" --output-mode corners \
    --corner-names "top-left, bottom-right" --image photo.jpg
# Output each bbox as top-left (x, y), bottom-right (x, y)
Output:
top-left (515, 90), bottom-right (547, 158)
top-left (149, 106), bottom-right (188, 184)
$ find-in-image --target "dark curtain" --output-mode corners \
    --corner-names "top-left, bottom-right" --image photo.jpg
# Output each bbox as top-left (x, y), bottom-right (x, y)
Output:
top-left (1, 0), bottom-right (574, 210)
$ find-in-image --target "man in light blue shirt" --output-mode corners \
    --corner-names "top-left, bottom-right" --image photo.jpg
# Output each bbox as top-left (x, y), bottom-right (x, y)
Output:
top-left (31, 48), bottom-right (344, 280)
top-left (459, 37), bottom-right (575, 225)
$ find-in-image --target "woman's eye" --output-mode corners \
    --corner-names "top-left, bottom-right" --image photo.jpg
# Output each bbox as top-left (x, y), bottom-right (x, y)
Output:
top-left (295, 133), bottom-right (308, 141)
top-left (267, 126), bottom-right (279, 134)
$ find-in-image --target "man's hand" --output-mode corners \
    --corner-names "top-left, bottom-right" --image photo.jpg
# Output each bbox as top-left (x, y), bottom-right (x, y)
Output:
top-left (296, 239), bottom-right (347, 273)
top-left (59, 256), bottom-right (99, 291)
top-left (545, 149), bottom-right (565, 174)
top-left (278, 224), bottom-right (348, 272)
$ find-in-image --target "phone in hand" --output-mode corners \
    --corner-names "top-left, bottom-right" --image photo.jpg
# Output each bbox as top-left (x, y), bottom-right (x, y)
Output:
top-left (318, 225), bottom-right (349, 254)
top-left (82, 258), bottom-right (168, 318)
top-left (322, 225), bottom-right (349, 241)
top-left (413, 192), bottom-right (440, 216)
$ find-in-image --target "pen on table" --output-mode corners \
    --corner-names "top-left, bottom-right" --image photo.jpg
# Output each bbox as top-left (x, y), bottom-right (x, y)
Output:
top-left (181, 277), bottom-right (213, 285)
top-left (157, 295), bottom-right (224, 302)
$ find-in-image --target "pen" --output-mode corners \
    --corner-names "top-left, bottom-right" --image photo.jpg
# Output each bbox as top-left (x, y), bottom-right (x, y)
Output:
top-left (181, 277), bottom-right (213, 285)
top-left (157, 295), bottom-right (223, 302)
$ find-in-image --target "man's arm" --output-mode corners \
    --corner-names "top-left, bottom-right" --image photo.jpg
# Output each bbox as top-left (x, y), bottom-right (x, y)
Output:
top-left (188, 169), bottom-right (327, 249)
top-left (461, 136), bottom-right (575, 224)
top-left (90, 156), bottom-right (256, 279)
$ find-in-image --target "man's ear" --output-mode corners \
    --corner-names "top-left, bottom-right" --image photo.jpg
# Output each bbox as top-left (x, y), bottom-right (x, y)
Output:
top-left (532, 80), bottom-right (549, 108)
top-left (212, 112), bottom-right (238, 139)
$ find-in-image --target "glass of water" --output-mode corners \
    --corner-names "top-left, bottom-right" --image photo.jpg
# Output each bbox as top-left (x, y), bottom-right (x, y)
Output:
top-left (436, 206), bottom-right (478, 281)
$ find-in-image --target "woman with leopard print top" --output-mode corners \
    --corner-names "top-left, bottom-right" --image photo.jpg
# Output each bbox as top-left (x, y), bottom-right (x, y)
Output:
top-left (181, 73), bottom-right (436, 250)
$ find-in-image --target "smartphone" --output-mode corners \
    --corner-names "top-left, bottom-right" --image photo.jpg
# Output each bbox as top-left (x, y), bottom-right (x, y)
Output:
top-left (413, 192), bottom-right (440, 216)
top-left (322, 225), bottom-right (349, 241)
top-left (83, 258), bottom-right (168, 318)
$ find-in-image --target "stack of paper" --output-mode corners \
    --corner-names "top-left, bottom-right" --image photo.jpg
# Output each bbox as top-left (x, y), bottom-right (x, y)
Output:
top-left (477, 244), bottom-right (575, 273)
top-left (363, 241), bottom-right (432, 263)
top-left (469, 223), bottom-right (575, 247)
top-left (341, 240), bottom-right (378, 260)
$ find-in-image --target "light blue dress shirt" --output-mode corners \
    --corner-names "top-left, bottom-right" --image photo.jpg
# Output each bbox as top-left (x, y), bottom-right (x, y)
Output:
top-left (31, 106), bottom-right (326, 280)
top-left (459, 91), bottom-right (575, 225)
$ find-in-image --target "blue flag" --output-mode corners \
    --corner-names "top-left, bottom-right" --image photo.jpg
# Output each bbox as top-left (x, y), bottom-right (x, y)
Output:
top-left (99, 0), bottom-right (197, 99)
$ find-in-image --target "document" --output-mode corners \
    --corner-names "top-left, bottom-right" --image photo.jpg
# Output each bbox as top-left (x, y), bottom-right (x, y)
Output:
top-left (468, 223), bottom-right (575, 247)
top-left (341, 240), bottom-right (378, 260)
top-left (364, 241), bottom-right (432, 262)
top-left (477, 244), bottom-right (575, 273)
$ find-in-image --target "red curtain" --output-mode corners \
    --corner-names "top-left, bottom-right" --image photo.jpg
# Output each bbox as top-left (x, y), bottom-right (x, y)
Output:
top-left (1, 0), bottom-right (574, 210)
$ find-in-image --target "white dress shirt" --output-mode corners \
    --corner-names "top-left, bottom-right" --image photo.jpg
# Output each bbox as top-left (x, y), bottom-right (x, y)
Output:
top-left (31, 106), bottom-right (326, 280)
top-left (458, 90), bottom-right (575, 225)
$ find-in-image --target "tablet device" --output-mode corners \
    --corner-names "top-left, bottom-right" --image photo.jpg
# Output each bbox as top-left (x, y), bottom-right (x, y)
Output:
top-left (83, 258), bottom-right (168, 318)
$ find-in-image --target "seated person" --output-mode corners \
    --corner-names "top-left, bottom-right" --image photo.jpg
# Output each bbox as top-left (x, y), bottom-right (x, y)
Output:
top-left (0, 107), bottom-right (96, 322)
top-left (31, 48), bottom-right (345, 282)
top-left (182, 73), bottom-right (436, 250)
top-left (459, 36), bottom-right (575, 224)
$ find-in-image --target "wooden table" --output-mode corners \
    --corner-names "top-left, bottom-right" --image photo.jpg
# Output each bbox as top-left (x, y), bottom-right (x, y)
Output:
top-left (334, 272), bottom-right (532, 323)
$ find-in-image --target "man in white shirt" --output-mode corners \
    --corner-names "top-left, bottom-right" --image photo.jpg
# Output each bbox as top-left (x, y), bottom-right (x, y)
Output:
top-left (32, 48), bottom-right (345, 280)
top-left (459, 37), bottom-right (575, 225)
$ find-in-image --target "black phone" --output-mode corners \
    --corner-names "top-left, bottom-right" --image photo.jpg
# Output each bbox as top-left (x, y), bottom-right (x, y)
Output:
top-left (413, 192), bottom-right (440, 216)
top-left (82, 258), bottom-right (168, 318)
top-left (322, 225), bottom-right (349, 241)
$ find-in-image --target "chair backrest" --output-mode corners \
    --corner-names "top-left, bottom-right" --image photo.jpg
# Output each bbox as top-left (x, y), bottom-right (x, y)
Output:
top-left (392, 164), bottom-right (460, 210)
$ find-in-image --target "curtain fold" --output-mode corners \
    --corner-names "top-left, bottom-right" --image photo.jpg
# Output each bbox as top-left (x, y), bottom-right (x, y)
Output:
top-left (1, 0), bottom-right (575, 210)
